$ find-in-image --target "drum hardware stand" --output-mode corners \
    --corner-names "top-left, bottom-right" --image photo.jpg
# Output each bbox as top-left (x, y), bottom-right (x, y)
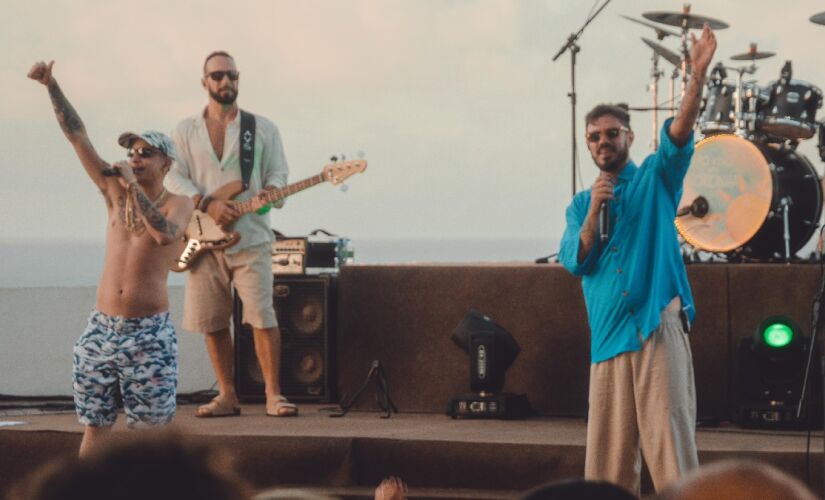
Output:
top-left (728, 65), bottom-right (757, 134)
top-left (780, 197), bottom-right (793, 262)
top-left (676, 5), bottom-right (693, 98)
top-left (669, 67), bottom-right (680, 119)
top-left (648, 47), bottom-right (664, 150)
top-left (551, 0), bottom-right (613, 197)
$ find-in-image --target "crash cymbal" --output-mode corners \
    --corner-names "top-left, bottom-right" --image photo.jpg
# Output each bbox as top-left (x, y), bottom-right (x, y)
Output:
top-left (730, 43), bottom-right (775, 61)
top-left (811, 12), bottom-right (825, 25)
top-left (643, 11), bottom-right (729, 30)
top-left (621, 15), bottom-right (680, 39)
top-left (641, 37), bottom-right (683, 68)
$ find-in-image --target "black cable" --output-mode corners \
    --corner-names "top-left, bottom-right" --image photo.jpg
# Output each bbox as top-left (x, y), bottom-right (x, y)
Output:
top-left (535, 253), bottom-right (559, 264)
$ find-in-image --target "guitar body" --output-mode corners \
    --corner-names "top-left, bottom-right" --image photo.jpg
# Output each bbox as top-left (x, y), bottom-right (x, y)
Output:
top-left (170, 159), bottom-right (367, 273)
top-left (169, 181), bottom-right (244, 272)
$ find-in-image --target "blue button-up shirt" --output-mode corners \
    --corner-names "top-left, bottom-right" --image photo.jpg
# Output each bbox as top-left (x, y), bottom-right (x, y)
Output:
top-left (559, 119), bottom-right (696, 364)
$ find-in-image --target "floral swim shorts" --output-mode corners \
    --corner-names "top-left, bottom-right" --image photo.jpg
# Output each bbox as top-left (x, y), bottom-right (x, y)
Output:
top-left (73, 310), bottom-right (178, 428)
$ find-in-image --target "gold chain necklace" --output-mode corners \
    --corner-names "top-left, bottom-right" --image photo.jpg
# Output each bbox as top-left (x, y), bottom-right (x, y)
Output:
top-left (123, 185), bottom-right (169, 233)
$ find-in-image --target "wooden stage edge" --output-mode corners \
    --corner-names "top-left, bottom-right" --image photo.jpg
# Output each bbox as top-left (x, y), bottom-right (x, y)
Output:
top-left (0, 404), bottom-right (823, 499)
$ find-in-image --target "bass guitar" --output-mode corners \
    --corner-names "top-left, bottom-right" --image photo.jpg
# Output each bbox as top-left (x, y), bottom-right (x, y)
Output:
top-left (170, 158), bottom-right (366, 272)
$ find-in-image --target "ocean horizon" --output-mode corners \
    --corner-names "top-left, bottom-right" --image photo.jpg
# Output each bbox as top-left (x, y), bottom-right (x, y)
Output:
top-left (0, 237), bottom-right (561, 288)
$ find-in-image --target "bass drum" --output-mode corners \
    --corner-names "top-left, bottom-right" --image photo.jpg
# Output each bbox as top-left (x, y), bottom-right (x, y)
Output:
top-left (675, 134), bottom-right (822, 260)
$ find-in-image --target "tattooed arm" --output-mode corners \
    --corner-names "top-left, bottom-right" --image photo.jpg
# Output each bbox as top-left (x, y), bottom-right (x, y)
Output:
top-left (28, 60), bottom-right (112, 192)
top-left (668, 24), bottom-right (717, 146)
top-left (124, 176), bottom-right (194, 245)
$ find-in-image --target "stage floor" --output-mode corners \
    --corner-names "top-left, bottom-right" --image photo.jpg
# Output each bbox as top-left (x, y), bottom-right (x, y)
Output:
top-left (1, 403), bottom-right (823, 499)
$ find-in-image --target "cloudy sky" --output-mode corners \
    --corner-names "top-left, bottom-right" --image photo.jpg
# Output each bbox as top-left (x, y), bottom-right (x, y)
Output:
top-left (3, 0), bottom-right (825, 249)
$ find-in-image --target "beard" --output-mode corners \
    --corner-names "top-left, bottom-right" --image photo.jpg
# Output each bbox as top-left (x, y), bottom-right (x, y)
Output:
top-left (594, 144), bottom-right (629, 173)
top-left (210, 87), bottom-right (238, 105)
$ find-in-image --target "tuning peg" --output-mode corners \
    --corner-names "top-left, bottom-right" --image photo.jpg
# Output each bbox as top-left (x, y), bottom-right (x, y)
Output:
top-left (340, 184), bottom-right (349, 193)
top-left (341, 153), bottom-right (347, 161)
top-left (356, 150), bottom-right (365, 159)
top-left (330, 155), bottom-right (338, 162)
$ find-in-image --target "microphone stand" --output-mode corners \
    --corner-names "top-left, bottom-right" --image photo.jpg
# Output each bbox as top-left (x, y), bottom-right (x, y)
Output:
top-left (796, 241), bottom-right (825, 496)
top-left (552, 0), bottom-right (613, 198)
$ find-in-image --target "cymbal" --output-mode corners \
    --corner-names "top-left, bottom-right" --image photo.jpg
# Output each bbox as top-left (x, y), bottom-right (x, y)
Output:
top-left (621, 15), bottom-right (680, 39)
top-left (730, 50), bottom-right (775, 61)
top-left (642, 11), bottom-right (729, 30)
top-left (811, 12), bottom-right (825, 25)
top-left (641, 37), bottom-right (683, 68)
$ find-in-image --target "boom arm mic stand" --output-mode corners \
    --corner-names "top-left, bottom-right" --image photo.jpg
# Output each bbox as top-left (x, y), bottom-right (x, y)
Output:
top-left (552, 0), bottom-right (613, 198)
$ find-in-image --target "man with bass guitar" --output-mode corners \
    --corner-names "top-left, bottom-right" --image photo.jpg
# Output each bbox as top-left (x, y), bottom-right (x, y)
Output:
top-left (164, 50), bottom-right (297, 418)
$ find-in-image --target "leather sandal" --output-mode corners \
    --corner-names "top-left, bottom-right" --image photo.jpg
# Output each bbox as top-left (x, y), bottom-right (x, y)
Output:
top-left (266, 395), bottom-right (298, 417)
top-left (195, 397), bottom-right (241, 418)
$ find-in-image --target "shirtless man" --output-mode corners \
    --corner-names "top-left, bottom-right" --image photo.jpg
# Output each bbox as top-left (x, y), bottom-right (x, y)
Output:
top-left (28, 60), bottom-right (194, 456)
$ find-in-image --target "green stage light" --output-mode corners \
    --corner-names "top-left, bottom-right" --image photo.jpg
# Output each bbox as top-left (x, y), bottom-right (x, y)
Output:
top-left (762, 321), bottom-right (794, 348)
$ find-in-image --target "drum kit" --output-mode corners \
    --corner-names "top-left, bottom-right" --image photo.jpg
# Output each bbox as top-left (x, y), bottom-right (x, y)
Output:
top-left (625, 5), bottom-right (825, 262)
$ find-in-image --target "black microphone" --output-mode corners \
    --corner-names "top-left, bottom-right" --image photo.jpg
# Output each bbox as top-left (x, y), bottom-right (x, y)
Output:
top-left (676, 196), bottom-right (709, 218)
top-left (101, 166), bottom-right (121, 177)
top-left (599, 201), bottom-right (610, 243)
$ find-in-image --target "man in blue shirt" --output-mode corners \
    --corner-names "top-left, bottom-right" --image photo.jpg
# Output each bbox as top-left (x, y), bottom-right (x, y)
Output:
top-left (559, 24), bottom-right (717, 494)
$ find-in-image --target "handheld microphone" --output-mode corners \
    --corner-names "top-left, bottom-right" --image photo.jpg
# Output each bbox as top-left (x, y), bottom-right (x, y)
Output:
top-left (599, 201), bottom-right (610, 243)
top-left (101, 166), bottom-right (121, 177)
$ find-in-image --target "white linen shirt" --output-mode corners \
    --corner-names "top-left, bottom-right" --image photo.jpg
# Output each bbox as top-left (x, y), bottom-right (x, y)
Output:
top-left (165, 109), bottom-right (289, 253)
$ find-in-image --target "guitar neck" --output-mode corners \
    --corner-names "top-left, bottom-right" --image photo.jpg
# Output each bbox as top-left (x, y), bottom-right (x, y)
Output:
top-left (231, 172), bottom-right (325, 215)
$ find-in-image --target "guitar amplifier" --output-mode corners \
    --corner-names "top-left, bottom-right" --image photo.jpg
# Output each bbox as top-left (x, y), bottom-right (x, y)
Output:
top-left (272, 238), bottom-right (306, 275)
top-left (271, 233), bottom-right (352, 276)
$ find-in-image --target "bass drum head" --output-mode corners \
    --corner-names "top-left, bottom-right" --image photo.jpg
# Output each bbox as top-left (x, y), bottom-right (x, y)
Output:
top-left (676, 135), bottom-right (773, 253)
top-left (676, 134), bottom-right (823, 259)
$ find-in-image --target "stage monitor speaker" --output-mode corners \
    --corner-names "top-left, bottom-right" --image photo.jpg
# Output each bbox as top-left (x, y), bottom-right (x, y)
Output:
top-left (234, 276), bottom-right (337, 403)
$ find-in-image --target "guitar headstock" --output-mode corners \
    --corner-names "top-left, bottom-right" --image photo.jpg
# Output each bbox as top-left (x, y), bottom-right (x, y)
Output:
top-left (323, 158), bottom-right (367, 185)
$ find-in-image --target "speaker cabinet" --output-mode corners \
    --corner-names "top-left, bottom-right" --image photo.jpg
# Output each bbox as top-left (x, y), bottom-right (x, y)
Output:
top-left (234, 276), bottom-right (337, 403)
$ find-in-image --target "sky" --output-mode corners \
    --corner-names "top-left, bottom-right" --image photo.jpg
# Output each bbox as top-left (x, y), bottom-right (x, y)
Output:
top-left (3, 0), bottom-right (825, 249)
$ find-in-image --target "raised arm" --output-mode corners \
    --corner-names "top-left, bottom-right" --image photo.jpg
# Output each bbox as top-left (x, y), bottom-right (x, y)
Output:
top-left (27, 61), bottom-right (112, 192)
top-left (668, 24), bottom-right (718, 146)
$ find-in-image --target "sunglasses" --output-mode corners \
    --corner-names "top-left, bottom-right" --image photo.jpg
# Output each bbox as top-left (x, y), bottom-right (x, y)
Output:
top-left (127, 147), bottom-right (162, 159)
top-left (585, 126), bottom-right (629, 143)
top-left (206, 70), bottom-right (240, 82)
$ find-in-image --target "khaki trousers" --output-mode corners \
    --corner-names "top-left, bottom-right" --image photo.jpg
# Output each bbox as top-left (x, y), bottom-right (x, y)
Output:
top-left (584, 302), bottom-right (699, 495)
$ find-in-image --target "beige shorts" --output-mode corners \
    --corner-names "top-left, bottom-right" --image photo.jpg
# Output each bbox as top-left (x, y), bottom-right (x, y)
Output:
top-left (183, 242), bottom-right (277, 333)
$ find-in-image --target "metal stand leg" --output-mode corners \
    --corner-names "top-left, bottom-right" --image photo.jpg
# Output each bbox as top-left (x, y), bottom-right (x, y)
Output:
top-left (330, 360), bottom-right (398, 419)
top-left (781, 197), bottom-right (792, 261)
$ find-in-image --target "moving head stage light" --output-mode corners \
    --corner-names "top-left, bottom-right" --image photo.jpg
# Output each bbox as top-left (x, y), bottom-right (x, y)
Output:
top-left (447, 310), bottom-right (531, 419)
top-left (736, 316), bottom-right (823, 429)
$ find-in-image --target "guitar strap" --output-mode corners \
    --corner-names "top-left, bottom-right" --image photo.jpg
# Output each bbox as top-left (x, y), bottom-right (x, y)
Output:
top-left (239, 110), bottom-right (256, 191)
